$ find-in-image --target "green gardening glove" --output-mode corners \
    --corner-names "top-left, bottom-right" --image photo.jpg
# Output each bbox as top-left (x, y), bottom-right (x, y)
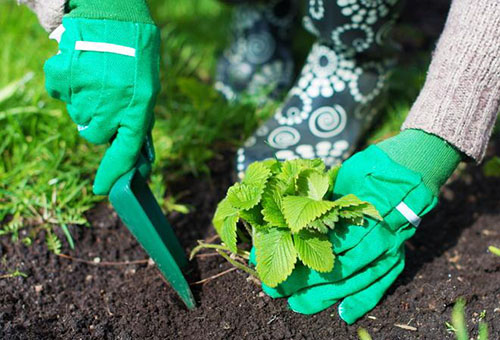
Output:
top-left (251, 130), bottom-right (462, 324)
top-left (44, 0), bottom-right (160, 195)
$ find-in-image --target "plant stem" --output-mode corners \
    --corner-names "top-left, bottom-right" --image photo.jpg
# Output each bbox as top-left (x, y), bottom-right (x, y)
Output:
top-left (241, 219), bottom-right (253, 237)
top-left (189, 241), bottom-right (249, 260)
top-left (190, 267), bottom-right (237, 285)
top-left (216, 249), bottom-right (259, 279)
top-left (0, 269), bottom-right (28, 279)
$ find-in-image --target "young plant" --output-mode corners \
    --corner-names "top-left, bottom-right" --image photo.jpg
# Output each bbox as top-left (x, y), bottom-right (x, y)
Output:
top-left (207, 158), bottom-right (381, 288)
top-left (446, 298), bottom-right (489, 340)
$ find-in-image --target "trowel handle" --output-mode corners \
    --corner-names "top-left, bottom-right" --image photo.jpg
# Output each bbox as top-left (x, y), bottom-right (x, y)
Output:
top-left (136, 152), bottom-right (152, 180)
top-left (136, 130), bottom-right (155, 179)
top-left (108, 131), bottom-right (154, 182)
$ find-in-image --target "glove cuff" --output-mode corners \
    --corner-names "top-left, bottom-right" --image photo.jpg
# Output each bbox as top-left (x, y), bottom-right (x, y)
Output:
top-left (377, 129), bottom-right (462, 195)
top-left (66, 0), bottom-right (155, 25)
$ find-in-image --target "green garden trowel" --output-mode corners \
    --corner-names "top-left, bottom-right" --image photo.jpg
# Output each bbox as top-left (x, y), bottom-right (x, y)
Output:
top-left (109, 154), bottom-right (196, 309)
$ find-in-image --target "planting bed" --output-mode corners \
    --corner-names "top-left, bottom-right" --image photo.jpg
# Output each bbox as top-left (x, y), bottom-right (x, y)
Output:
top-left (1, 1), bottom-right (500, 339)
top-left (2, 143), bottom-right (500, 339)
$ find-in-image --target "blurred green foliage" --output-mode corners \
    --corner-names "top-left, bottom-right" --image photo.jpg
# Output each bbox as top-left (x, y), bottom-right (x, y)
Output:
top-left (1, 0), bottom-right (429, 252)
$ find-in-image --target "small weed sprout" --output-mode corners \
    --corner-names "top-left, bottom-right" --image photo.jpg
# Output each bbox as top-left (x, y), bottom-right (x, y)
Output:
top-left (357, 328), bottom-right (373, 340)
top-left (488, 246), bottom-right (500, 257)
top-left (192, 159), bottom-right (381, 287)
top-left (446, 297), bottom-right (489, 340)
top-left (359, 298), bottom-right (491, 340)
top-left (0, 269), bottom-right (28, 279)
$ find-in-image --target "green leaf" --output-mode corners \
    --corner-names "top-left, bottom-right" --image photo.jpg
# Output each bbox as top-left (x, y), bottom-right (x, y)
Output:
top-left (359, 202), bottom-right (382, 221)
top-left (268, 177), bottom-right (288, 196)
top-left (226, 183), bottom-right (262, 210)
top-left (296, 169), bottom-right (330, 200)
top-left (294, 158), bottom-right (326, 172)
top-left (294, 230), bottom-right (334, 272)
top-left (339, 208), bottom-right (365, 226)
top-left (332, 194), bottom-right (365, 208)
top-left (213, 197), bottom-right (239, 222)
top-left (46, 232), bottom-right (62, 255)
top-left (239, 204), bottom-right (265, 228)
top-left (338, 201), bottom-right (381, 225)
top-left (321, 209), bottom-right (340, 229)
top-left (278, 160), bottom-right (301, 177)
top-left (277, 161), bottom-right (302, 193)
top-left (212, 198), bottom-right (239, 252)
top-left (260, 159), bottom-right (281, 174)
top-left (282, 196), bottom-right (335, 233)
top-left (242, 162), bottom-right (272, 186)
top-left (339, 208), bottom-right (364, 219)
top-left (61, 224), bottom-right (74, 250)
top-left (219, 215), bottom-right (239, 253)
top-left (305, 171), bottom-right (330, 200)
top-left (296, 169), bottom-right (315, 196)
top-left (308, 220), bottom-right (329, 234)
top-left (227, 162), bottom-right (272, 210)
top-left (277, 159), bottom-right (327, 195)
top-left (345, 216), bottom-right (365, 226)
top-left (261, 187), bottom-right (287, 227)
top-left (327, 165), bottom-right (341, 188)
top-left (254, 228), bottom-right (297, 287)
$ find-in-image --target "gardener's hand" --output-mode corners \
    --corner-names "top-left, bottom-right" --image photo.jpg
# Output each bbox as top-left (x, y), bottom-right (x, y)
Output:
top-left (252, 129), bottom-right (462, 324)
top-left (44, 0), bottom-right (160, 195)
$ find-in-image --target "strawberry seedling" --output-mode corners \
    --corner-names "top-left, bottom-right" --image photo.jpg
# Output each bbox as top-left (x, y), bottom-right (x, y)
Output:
top-left (196, 159), bottom-right (381, 287)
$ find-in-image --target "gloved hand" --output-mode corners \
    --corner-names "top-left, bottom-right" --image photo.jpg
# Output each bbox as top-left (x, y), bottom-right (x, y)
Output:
top-left (44, 0), bottom-right (160, 195)
top-left (251, 129), bottom-right (462, 324)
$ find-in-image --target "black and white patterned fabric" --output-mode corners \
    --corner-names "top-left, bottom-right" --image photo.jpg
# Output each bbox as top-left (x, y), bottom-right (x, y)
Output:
top-left (236, 0), bottom-right (402, 178)
top-left (304, 0), bottom-right (403, 56)
top-left (215, 0), bottom-right (298, 100)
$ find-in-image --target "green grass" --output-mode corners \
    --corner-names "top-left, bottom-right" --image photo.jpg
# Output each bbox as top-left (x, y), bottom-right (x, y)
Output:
top-left (0, 0), bottom-right (276, 250)
top-left (0, 0), bottom-right (427, 252)
top-left (0, 2), bottom-right (101, 247)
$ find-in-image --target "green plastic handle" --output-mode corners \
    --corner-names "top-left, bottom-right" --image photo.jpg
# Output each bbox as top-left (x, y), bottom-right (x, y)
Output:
top-left (109, 156), bottom-right (196, 309)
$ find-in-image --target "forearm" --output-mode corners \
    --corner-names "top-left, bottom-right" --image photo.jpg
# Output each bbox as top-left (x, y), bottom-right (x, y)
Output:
top-left (18, 0), bottom-right (66, 32)
top-left (402, 0), bottom-right (500, 162)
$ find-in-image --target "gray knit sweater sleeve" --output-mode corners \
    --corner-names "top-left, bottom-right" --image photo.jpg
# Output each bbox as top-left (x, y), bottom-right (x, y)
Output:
top-left (402, 0), bottom-right (500, 162)
top-left (18, 0), bottom-right (66, 32)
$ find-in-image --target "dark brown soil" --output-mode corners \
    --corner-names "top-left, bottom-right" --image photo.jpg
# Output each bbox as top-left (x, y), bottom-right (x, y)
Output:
top-left (2, 1), bottom-right (500, 339)
top-left (2, 140), bottom-right (500, 339)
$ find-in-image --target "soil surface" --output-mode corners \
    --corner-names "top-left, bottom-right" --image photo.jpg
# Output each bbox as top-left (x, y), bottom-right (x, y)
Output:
top-left (2, 1), bottom-right (500, 339)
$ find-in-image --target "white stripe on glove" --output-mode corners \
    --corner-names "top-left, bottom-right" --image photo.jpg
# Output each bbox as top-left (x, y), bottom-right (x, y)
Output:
top-left (74, 41), bottom-right (136, 57)
top-left (396, 202), bottom-right (421, 228)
